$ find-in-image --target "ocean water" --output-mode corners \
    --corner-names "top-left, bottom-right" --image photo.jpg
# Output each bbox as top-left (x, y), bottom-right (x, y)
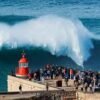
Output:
top-left (0, 0), bottom-right (100, 91)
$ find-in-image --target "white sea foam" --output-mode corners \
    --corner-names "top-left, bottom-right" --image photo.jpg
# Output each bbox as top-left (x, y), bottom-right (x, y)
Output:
top-left (0, 15), bottom-right (99, 66)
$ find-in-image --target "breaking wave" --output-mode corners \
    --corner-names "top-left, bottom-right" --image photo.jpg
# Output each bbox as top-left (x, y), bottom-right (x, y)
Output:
top-left (0, 15), bottom-right (99, 66)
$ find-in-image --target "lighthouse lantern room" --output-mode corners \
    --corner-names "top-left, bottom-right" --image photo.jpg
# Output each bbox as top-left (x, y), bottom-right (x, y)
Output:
top-left (16, 52), bottom-right (29, 78)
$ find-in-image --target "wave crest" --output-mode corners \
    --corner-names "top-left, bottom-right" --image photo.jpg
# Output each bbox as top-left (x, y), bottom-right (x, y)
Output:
top-left (0, 15), bottom-right (97, 66)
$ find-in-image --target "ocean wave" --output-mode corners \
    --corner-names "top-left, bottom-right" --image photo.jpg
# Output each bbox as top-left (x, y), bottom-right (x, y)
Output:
top-left (0, 15), bottom-right (99, 66)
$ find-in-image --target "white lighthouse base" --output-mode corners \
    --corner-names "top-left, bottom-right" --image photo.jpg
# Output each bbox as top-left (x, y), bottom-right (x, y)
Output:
top-left (16, 74), bottom-right (28, 78)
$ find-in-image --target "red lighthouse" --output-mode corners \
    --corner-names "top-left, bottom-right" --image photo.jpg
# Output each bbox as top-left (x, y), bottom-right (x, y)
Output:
top-left (16, 52), bottom-right (29, 78)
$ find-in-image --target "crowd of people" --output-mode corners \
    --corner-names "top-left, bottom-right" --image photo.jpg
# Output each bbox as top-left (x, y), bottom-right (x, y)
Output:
top-left (28, 64), bottom-right (71, 81)
top-left (14, 64), bottom-right (100, 93)
top-left (73, 70), bottom-right (100, 92)
top-left (27, 64), bottom-right (100, 92)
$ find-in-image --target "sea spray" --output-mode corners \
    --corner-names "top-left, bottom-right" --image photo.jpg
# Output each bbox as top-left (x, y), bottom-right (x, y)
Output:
top-left (0, 15), bottom-right (99, 66)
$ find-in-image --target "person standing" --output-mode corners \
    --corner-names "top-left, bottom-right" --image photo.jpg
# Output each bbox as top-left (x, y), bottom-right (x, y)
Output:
top-left (70, 69), bottom-right (73, 79)
top-left (19, 84), bottom-right (22, 94)
top-left (46, 82), bottom-right (49, 91)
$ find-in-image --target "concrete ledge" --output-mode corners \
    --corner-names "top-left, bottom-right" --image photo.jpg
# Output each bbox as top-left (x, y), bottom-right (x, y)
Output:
top-left (77, 92), bottom-right (100, 100)
top-left (0, 90), bottom-right (76, 100)
top-left (7, 75), bottom-right (58, 92)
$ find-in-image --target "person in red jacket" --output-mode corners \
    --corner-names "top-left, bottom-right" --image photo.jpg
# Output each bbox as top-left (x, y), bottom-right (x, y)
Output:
top-left (70, 69), bottom-right (73, 79)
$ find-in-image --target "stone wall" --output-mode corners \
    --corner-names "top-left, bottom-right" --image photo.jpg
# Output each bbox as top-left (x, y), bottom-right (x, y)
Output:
top-left (7, 75), bottom-right (58, 92)
top-left (77, 92), bottom-right (100, 100)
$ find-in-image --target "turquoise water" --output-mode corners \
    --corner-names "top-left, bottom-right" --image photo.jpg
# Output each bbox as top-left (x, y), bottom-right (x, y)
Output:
top-left (0, 0), bottom-right (100, 91)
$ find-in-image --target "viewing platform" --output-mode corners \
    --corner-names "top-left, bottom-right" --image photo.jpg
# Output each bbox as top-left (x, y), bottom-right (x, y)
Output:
top-left (6, 75), bottom-right (77, 100)
top-left (2, 53), bottom-right (99, 100)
